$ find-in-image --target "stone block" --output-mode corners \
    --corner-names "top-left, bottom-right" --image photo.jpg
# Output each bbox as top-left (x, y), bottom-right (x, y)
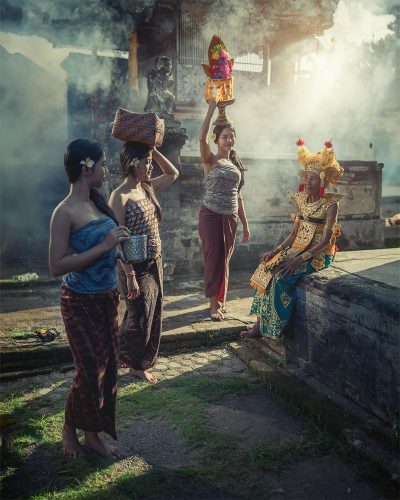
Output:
top-left (284, 252), bottom-right (400, 426)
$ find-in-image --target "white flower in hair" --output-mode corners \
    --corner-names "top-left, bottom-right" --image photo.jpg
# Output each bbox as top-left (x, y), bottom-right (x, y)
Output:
top-left (80, 157), bottom-right (95, 168)
top-left (130, 158), bottom-right (141, 168)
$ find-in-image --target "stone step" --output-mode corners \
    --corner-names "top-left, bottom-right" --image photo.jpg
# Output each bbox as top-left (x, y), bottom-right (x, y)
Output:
top-left (0, 324), bottom-right (246, 380)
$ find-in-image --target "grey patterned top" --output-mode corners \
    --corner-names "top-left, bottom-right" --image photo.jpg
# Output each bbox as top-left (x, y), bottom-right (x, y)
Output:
top-left (203, 159), bottom-right (241, 215)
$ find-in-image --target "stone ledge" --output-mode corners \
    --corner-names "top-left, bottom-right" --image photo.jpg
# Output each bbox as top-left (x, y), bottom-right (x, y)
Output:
top-left (0, 322), bottom-right (249, 380)
top-left (285, 248), bottom-right (400, 426)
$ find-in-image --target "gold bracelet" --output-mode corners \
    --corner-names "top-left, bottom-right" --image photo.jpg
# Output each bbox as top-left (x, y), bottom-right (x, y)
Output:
top-left (301, 251), bottom-right (312, 261)
top-left (324, 222), bottom-right (335, 231)
top-left (276, 244), bottom-right (284, 252)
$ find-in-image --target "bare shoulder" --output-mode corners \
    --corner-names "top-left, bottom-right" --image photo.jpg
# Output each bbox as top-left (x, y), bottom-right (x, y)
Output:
top-left (52, 198), bottom-right (72, 218)
top-left (110, 184), bottom-right (126, 198)
top-left (50, 199), bottom-right (73, 230)
top-left (109, 184), bottom-right (127, 203)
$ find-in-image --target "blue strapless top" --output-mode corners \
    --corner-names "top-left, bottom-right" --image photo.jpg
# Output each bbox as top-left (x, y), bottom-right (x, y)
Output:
top-left (63, 217), bottom-right (119, 294)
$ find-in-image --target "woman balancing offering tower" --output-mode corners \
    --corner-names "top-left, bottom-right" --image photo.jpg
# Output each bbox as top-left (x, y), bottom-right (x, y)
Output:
top-left (241, 139), bottom-right (344, 339)
top-left (199, 35), bottom-right (250, 321)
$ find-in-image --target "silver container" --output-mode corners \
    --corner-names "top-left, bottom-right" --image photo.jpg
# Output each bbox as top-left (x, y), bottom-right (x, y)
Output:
top-left (122, 234), bottom-right (147, 262)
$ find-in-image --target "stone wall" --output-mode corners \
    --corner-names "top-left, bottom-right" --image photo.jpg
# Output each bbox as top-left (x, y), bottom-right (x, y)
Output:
top-left (283, 250), bottom-right (400, 425)
top-left (153, 157), bottom-right (385, 276)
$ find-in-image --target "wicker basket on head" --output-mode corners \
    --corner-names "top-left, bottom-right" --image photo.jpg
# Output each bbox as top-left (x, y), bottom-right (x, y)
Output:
top-left (111, 107), bottom-right (165, 147)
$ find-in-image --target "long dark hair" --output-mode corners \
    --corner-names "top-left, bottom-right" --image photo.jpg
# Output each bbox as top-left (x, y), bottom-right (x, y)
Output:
top-left (64, 139), bottom-right (118, 225)
top-left (213, 123), bottom-right (246, 190)
top-left (120, 141), bottom-right (162, 220)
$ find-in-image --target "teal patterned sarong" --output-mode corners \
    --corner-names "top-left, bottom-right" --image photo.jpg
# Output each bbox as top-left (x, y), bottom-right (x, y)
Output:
top-left (250, 255), bottom-right (333, 338)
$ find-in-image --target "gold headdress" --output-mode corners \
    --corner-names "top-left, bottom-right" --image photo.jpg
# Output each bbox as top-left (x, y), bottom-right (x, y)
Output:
top-left (296, 138), bottom-right (344, 189)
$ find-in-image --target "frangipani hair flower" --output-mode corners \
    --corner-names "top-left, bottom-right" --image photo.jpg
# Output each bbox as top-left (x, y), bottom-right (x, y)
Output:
top-left (130, 158), bottom-right (141, 168)
top-left (80, 157), bottom-right (95, 168)
top-left (210, 132), bottom-right (216, 141)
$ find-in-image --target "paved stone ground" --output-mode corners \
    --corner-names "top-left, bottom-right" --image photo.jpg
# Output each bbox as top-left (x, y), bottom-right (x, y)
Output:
top-left (0, 347), bottom-right (388, 499)
top-left (0, 273), bottom-right (253, 352)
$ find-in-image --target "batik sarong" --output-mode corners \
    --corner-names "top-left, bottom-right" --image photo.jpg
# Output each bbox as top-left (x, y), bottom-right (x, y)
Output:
top-left (118, 256), bottom-right (163, 371)
top-left (250, 255), bottom-right (333, 338)
top-left (198, 205), bottom-right (238, 304)
top-left (60, 285), bottom-right (119, 440)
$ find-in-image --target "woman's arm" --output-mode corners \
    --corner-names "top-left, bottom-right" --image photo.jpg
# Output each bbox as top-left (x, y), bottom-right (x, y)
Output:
top-left (199, 100), bottom-right (217, 170)
top-left (109, 191), bottom-right (140, 299)
top-left (148, 148), bottom-right (179, 193)
top-left (109, 191), bottom-right (134, 276)
top-left (280, 203), bottom-right (339, 276)
top-left (262, 216), bottom-right (300, 262)
top-left (238, 195), bottom-right (250, 243)
top-left (49, 205), bottom-right (128, 277)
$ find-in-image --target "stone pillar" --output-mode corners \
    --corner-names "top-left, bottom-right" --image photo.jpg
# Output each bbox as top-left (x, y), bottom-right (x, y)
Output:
top-left (154, 129), bottom-right (188, 280)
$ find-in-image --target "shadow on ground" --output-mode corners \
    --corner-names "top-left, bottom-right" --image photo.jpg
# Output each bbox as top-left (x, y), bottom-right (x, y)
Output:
top-left (1, 347), bottom-right (394, 500)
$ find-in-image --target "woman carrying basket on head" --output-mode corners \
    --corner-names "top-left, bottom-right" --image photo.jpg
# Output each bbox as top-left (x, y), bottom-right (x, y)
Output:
top-left (109, 142), bottom-right (179, 384)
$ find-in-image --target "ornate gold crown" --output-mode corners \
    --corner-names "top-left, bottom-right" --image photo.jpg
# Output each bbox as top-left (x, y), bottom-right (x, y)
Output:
top-left (296, 138), bottom-right (344, 186)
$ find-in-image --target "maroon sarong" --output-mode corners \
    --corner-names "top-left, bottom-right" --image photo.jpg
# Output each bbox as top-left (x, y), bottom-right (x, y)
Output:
top-left (198, 205), bottom-right (238, 303)
top-left (60, 285), bottom-right (119, 440)
top-left (118, 257), bottom-right (163, 371)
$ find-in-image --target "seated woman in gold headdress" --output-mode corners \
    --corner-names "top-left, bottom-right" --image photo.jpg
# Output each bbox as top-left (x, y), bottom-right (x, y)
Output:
top-left (241, 139), bottom-right (344, 339)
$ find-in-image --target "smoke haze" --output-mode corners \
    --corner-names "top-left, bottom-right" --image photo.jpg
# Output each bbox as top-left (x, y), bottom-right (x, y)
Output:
top-left (0, 0), bottom-right (398, 274)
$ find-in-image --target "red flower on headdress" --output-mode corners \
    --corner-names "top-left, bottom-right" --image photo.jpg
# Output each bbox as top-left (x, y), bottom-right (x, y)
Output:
top-left (296, 138), bottom-right (305, 147)
top-left (324, 140), bottom-right (333, 148)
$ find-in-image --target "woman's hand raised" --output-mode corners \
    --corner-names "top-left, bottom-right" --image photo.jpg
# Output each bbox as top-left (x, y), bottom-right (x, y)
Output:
top-left (206, 99), bottom-right (218, 112)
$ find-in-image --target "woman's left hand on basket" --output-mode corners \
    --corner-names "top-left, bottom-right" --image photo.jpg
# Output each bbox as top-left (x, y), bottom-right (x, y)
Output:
top-left (279, 255), bottom-right (303, 277)
top-left (127, 274), bottom-right (140, 300)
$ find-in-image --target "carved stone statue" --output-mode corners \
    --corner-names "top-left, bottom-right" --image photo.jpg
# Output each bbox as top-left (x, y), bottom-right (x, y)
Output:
top-left (144, 56), bottom-right (175, 120)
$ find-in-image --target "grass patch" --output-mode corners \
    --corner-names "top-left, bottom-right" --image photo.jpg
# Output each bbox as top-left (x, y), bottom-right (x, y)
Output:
top-left (248, 425), bottom-right (336, 472)
top-left (1, 367), bottom-right (397, 499)
top-left (7, 326), bottom-right (34, 340)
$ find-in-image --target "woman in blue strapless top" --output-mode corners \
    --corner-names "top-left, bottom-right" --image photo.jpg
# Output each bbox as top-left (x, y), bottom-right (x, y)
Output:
top-left (49, 139), bottom-right (130, 460)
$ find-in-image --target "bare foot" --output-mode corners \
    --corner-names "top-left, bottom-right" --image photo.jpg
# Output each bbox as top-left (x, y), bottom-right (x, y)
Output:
top-left (210, 296), bottom-right (224, 321)
top-left (240, 324), bottom-right (261, 339)
top-left (129, 368), bottom-right (158, 384)
top-left (218, 303), bottom-right (227, 314)
top-left (210, 302), bottom-right (224, 321)
top-left (82, 432), bottom-right (118, 460)
top-left (62, 423), bottom-right (84, 459)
